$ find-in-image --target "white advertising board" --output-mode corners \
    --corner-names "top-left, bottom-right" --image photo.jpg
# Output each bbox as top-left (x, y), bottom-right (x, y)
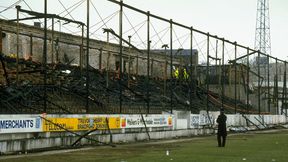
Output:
top-left (0, 117), bottom-right (42, 134)
top-left (121, 115), bottom-right (172, 128)
top-left (191, 115), bottom-right (200, 128)
top-left (190, 114), bottom-right (213, 128)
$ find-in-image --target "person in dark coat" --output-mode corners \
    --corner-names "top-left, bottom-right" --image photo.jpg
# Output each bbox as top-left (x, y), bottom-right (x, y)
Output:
top-left (217, 109), bottom-right (227, 147)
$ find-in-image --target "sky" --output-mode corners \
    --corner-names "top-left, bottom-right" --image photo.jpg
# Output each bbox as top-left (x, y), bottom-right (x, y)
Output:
top-left (1, 0), bottom-right (288, 60)
top-left (123, 0), bottom-right (288, 60)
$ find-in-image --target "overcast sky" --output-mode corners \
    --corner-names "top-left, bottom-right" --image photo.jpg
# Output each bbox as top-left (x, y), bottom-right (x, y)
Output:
top-left (123, 0), bottom-right (288, 60)
top-left (1, 0), bottom-right (288, 60)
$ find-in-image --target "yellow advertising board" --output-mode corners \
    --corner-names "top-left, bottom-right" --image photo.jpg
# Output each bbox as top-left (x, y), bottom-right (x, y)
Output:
top-left (42, 117), bottom-right (120, 132)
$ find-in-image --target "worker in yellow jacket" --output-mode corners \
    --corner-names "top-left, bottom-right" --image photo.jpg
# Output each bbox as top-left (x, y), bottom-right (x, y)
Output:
top-left (174, 67), bottom-right (179, 79)
top-left (183, 68), bottom-right (189, 80)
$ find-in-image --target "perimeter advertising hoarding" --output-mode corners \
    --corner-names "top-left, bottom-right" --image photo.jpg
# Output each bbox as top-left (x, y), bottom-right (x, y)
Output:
top-left (121, 115), bottom-right (172, 128)
top-left (0, 117), bottom-right (42, 134)
top-left (190, 114), bottom-right (213, 128)
top-left (42, 117), bottom-right (121, 132)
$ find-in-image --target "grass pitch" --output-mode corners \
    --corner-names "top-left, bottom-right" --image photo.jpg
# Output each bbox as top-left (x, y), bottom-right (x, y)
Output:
top-left (1, 129), bottom-right (288, 162)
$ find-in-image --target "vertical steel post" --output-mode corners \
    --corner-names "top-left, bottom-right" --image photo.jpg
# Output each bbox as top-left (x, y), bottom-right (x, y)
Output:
top-left (246, 48), bottom-right (250, 113)
top-left (80, 24), bottom-right (84, 73)
top-left (86, 0), bottom-right (90, 113)
top-left (99, 48), bottom-right (102, 70)
top-left (106, 32), bottom-right (110, 88)
top-left (284, 61), bottom-right (287, 116)
top-left (44, 0), bottom-right (48, 112)
top-left (56, 21), bottom-right (61, 63)
top-left (146, 11), bottom-right (150, 113)
top-left (151, 59), bottom-right (154, 77)
top-left (136, 55), bottom-right (139, 75)
top-left (206, 33), bottom-right (210, 112)
top-left (0, 27), bottom-right (2, 53)
top-left (170, 19), bottom-right (173, 113)
top-left (257, 51), bottom-right (261, 114)
top-left (51, 17), bottom-right (54, 64)
top-left (163, 45), bottom-right (168, 103)
top-left (30, 34), bottom-right (33, 57)
top-left (234, 42), bottom-right (237, 114)
top-left (189, 27), bottom-right (193, 111)
top-left (267, 55), bottom-right (270, 112)
top-left (281, 60), bottom-right (286, 115)
top-left (221, 39), bottom-right (225, 108)
top-left (119, 0), bottom-right (123, 113)
top-left (16, 5), bottom-right (20, 84)
top-left (276, 59), bottom-right (278, 114)
top-left (128, 35), bottom-right (131, 88)
top-left (216, 40), bottom-right (220, 91)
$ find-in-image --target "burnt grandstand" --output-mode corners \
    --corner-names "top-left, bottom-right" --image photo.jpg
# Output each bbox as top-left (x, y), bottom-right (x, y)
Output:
top-left (0, 52), bottom-right (259, 115)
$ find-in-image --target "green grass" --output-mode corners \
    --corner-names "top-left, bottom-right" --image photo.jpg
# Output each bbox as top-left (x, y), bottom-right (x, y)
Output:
top-left (1, 130), bottom-right (288, 162)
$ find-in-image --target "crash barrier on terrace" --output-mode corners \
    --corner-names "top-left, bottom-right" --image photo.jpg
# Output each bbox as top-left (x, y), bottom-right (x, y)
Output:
top-left (0, 112), bottom-right (287, 154)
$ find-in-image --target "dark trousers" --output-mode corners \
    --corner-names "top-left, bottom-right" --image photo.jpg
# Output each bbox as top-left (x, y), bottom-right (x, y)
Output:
top-left (217, 134), bottom-right (226, 147)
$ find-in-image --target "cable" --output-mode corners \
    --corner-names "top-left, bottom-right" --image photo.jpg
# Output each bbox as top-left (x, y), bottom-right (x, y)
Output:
top-left (116, 21), bottom-right (147, 49)
top-left (90, 12), bottom-right (119, 41)
top-left (224, 45), bottom-right (233, 62)
top-left (172, 32), bottom-right (190, 48)
top-left (58, 0), bottom-right (85, 18)
top-left (90, 11), bottom-right (118, 29)
top-left (23, 0), bottom-right (41, 23)
top-left (137, 25), bottom-right (169, 48)
top-left (126, 20), bottom-right (147, 49)
top-left (172, 28), bottom-right (183, 49)
top-left (58, 0), bottom-right (75, 21)
top-left (90, 10), bottom-right (118, 36)
top-left (90, 1), bottom-right (118, 41)
top-left (46, 0), bottom-right (85, 28)
top-left (208, 39), bottom-right (217, 54)
top-left (22, 0), bottom-right (32, 11)
top-left (151, 28), bottom-right (170, 49)
top-left (150, 22), bottom-right (166, 48)
top-left (0, 0), bottom-right (23, 14)
top-left (90, 1), bottom-right (110, 29)
top-left (123, 12), bottom-right (146, 48)
top-left (0, 2), bottom-right (24, 20)
top-left (193, 36), bottom-right (207, 63)
top-left (123, 20), bottom-right (146, 36)
top-left (180, 33), bottom-right (190, 47)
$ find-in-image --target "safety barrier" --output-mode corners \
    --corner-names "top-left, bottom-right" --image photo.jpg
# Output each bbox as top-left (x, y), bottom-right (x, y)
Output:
top-left (0, 112), bottom-right (287, 154)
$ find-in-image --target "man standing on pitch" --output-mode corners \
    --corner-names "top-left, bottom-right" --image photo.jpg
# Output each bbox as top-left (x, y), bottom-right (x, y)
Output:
top-left (217, 109), bottom-right (227, 147)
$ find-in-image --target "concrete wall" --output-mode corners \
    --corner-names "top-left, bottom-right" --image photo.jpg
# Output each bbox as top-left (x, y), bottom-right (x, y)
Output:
top-left (0, 112), bottom-right (287, 154)
top-left (0, 129), bottom-right (214, 154)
